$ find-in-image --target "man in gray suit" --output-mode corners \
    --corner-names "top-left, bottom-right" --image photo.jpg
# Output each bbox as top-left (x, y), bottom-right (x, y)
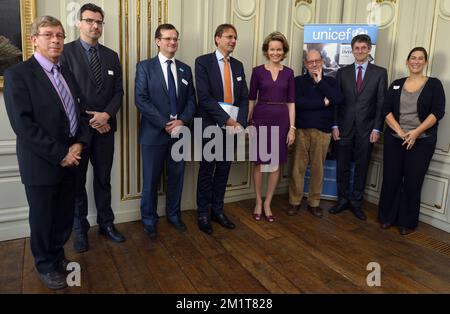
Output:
top-left (61, 3), bottom-right (125, 252)
top-left (329, 34), bottom-right (387, 220)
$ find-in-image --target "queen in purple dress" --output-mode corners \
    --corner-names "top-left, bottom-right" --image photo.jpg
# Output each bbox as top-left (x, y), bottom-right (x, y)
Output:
top-left (248, 32), bottom-right (296, 222)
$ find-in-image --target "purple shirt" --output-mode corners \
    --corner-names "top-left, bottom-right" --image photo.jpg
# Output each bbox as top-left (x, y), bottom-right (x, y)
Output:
top-left (34, 52), bottom-right (75, 107)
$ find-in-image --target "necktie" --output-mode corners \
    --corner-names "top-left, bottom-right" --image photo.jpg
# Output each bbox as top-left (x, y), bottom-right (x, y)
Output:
top-left (52, 65), bottom-right (78, 136)
top-left (89, 47), bottom-right (103, 87)
top-left (356, 65), bottom-right (363, 94)
top-left (166, 59), bottom-right (178, 117)
top-left (223, 57), bottom-right (233, 104)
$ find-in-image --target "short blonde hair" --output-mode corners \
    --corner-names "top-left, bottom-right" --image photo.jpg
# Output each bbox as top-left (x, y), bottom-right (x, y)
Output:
top-left (262, 31), bottom-right (289, 60)
top-left (30, 16), bottom-right (65, 37)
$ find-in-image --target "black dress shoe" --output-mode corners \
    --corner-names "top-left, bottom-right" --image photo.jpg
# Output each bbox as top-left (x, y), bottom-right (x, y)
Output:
top-left (168, 219), bottom-right (187, 232)
top-left (399, 227), bottom-right (414, 235)
top-left (211, 213), bottom-right (236, 229)
top-left (99, 224), bottom-right (126, 243)
top-left (307, 205), bottom-right (323, 218)
top-left (144, 225), bottom-right (157, 239)
top-left (37, 270), bottom-right (67, 290)
top-left (380, 222), bottom-right (392, 229)
top-left (351, 207), bottom-right (367, 221)
top-left (329, 202), bottom-right (348, 214)
top-left (57, 258), bottom-right (71, 273)
top-left (73, 233), bottom-right (89, 253)
top-left (198, 216), bottom-right (213, 235)
top-left (286, 205), bottom-right (299, 216)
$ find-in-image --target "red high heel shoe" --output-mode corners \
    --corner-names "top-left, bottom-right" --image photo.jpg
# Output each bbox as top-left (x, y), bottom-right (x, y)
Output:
top-left (265, 214), bottom-right (275, 223)
top-left (263, 205), bottom-right (274, 222)
top-left (253, 213), bottom-right (262, 221)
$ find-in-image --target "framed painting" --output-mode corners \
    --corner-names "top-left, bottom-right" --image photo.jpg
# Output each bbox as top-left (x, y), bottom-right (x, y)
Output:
top-left (0, 0), bottom-right (35, 89)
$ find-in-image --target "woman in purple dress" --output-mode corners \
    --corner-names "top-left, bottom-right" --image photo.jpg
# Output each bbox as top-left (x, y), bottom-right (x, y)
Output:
top-left (248, 32), bottom-right (296, 222)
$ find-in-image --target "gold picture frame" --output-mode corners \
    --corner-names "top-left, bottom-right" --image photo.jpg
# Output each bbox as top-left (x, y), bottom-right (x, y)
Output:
top-left (0, 0), bottom-right (36, 90)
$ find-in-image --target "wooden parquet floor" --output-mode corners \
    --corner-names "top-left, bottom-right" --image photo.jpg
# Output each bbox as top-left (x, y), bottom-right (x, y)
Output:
top-left (1, 195), bottom-right (450, 294)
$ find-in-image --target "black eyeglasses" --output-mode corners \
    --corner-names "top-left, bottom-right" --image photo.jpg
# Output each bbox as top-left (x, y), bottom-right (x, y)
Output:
top-left (81, 18), bottom-right (105, 26)
top-left (36, 33), bottom-right (66, 40)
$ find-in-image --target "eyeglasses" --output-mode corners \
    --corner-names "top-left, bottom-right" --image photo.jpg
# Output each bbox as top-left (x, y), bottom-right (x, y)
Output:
top-left (81, 18), bottom-right (105, 26)
top-left (159, 37), bottom-right (179, 42)
top-left (36, 33), bottom-right (66, 40)
top-left (221, 35), bottom-right (238, 40)
top-left (306, 59), bottom-right (322, 66)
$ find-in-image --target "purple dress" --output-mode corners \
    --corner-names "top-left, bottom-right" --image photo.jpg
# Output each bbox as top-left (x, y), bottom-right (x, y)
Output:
top-left (249, 65), bottom-right (295, 165)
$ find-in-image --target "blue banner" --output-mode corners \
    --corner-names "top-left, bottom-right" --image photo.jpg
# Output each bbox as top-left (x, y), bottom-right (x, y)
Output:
top-left (304, 24), bottom-right (378, 44)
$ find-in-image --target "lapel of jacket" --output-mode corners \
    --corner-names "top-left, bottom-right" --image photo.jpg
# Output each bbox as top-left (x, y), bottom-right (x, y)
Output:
top-left (152, 56), bottom-right (169, 95)
top-left (394, 78), bottom-right (407, 113)
top-left (346, 63), bottom-right (357, 97)
top-left (30, 57), bottom-right (66, 116)
top-left (358, 62), bottom-right (374, 96)
top-left (98, 44), bottom-right (108, 89)
top-left (229, 57), bottom-right (239, 103)
top-left (175, 60), bottom-right (184, 104)
top-left (211, 53), bottom-right (224, 100)
top-left (76, 39), bottom-right (97, 87)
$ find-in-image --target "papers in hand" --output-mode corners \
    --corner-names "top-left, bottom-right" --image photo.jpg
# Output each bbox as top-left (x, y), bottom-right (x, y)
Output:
top-left (219, 102), bottom-right (239, 121)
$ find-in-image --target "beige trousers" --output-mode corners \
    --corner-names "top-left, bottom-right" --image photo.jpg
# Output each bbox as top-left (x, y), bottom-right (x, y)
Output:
top-left (289, 128), bottom-right (331, 207)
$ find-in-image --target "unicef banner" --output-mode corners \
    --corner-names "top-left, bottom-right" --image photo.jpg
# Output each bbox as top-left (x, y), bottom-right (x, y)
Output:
top-left (302, 24), bottom-right (378, 199)
top-left (303, 24), bottom-right (378, 78)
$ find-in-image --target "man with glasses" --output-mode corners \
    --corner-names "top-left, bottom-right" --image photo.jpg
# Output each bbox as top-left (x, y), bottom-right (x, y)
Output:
top-left (3, 16), bottom-right (90, 289)
top-left (287, 50), bottom-right (343, 218)
top-left (195, 24), bottom-right (249, 235)
top-left (61, 3), bottom-right (125, 252)
top-left (135, 24), bottom-right (196, 239)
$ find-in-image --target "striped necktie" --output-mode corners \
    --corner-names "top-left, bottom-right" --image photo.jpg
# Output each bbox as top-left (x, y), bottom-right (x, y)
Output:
top-left (52, 65), bottom-right (78, 137)
top-left (89, 47), bottom-right (103, 87)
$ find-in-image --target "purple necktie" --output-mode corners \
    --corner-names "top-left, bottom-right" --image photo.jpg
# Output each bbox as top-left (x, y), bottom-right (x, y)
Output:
top-left (52, 65), bottom-right (78, 136)
top-left (356, 65), bottom-right (363, 94)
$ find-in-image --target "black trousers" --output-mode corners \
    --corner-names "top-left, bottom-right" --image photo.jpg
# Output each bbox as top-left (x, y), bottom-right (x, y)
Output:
top-left (25, 168), bottom-right (77, 273)
top-left (378, 132), bottom-right (436, 229)
top-left (336, 128), bottom-right (373, 209)
top-left (197, 130), bottom-right (235, 218)
top-left (74, 130), bottom-right (115, 234)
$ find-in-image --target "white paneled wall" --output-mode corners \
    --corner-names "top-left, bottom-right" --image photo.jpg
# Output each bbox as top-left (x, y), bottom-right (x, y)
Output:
top-left (1, 0), bottom-right (450, 241)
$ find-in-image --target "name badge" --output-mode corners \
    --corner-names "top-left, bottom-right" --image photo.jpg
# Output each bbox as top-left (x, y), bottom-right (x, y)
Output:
top-left (182, 78), bottom-right (188, 86)
top-left (108, 70), bottom-right (114, 76)
top-left (237, 76), bottom-right (242, 82)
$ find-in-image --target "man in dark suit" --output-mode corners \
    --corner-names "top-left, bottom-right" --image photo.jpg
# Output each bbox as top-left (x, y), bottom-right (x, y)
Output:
top-left (60, 3), bottom-right (125, 252)
top-left (3, 16), bottom-right (90, 289)
top-left (135, 24), bottom-right (196, 239)
top-left (330, 34), bottom-right (387, 220)
top-left (195, 24), bottom-right (249, 235)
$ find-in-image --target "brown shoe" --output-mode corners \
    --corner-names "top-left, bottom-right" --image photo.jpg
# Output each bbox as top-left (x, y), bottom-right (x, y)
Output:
top-left (307, 205), bottom-right (323, 218)
top-left (286, 205), bottom-right (299, 216)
